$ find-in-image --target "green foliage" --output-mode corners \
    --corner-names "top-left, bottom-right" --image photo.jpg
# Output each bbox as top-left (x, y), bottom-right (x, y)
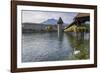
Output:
top-left (46, 25), bottom-right (53, 31)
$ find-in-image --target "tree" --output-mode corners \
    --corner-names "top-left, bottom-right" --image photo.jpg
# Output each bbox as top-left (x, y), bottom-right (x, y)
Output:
top-left (46, 25), bottom-right (52, 31)
top-left (57, 17), bottom-right (64, 24)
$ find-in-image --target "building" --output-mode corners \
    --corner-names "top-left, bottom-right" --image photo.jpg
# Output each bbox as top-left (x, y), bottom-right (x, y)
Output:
top-left (22, 23), bottom-right (58, 33)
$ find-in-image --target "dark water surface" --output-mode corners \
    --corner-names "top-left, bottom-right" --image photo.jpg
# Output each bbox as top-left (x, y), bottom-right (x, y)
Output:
top-left (22, 32), bottom-right (90, 62)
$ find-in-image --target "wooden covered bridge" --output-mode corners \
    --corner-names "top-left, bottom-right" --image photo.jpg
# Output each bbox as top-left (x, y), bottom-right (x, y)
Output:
top-left (74, 13), bottom-right (90, 24)
top-left (64, 13), bottom-right (90, 32)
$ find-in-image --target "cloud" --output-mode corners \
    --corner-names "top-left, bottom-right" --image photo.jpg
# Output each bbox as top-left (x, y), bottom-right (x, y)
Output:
top-left (22, 10), bottom-right (78, 24)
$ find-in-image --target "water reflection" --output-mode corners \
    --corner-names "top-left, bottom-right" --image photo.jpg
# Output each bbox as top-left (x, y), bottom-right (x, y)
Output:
top-left (22, 32), bottom-right (89, 62)
top-left (58, 31), bottom-right (64, 41)
top-left (66, 32), bottom-right (90, 59)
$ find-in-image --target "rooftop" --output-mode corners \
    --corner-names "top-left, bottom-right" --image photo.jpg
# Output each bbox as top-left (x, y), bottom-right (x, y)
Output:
top-left (76, 13), bottom-right (90, 18)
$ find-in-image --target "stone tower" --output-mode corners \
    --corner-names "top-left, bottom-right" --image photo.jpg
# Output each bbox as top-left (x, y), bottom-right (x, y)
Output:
top-left (57, 17), bottom-right (63, 38)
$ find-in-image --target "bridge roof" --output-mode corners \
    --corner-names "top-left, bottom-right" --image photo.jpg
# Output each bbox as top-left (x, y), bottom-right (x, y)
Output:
top-left (76, 13), bottom-right (90, 18)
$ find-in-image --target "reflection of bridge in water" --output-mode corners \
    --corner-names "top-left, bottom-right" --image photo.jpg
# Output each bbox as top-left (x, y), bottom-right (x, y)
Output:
top-left (65, 32), bottom-right (90, 59)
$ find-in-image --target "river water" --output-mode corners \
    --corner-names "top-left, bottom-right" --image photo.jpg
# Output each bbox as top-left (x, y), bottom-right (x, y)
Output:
top-left (22, 32), bottom-right (90, 62)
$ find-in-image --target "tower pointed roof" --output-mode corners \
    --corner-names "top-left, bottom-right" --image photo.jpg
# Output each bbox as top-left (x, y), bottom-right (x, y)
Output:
top-left (57, 17), bottom-right (64, 24)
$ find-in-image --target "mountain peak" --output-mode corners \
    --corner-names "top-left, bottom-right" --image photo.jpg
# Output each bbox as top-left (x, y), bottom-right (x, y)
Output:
top-left (42, 19), bottom-right (57, 25)
top-left (41, 18), bottom-right (68, 26)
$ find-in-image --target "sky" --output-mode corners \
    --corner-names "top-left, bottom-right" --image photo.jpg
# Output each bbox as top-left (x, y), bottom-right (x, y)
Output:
top-left (22, 10), bottom-right (78, 24)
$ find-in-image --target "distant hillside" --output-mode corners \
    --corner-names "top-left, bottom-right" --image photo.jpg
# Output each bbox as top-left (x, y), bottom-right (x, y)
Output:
top-left (42, 19), bottom-right (57, 25)
top-left (42, 18), bottom-right (68, 25)
top-left (23, 18), bottom-right (69, 26)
